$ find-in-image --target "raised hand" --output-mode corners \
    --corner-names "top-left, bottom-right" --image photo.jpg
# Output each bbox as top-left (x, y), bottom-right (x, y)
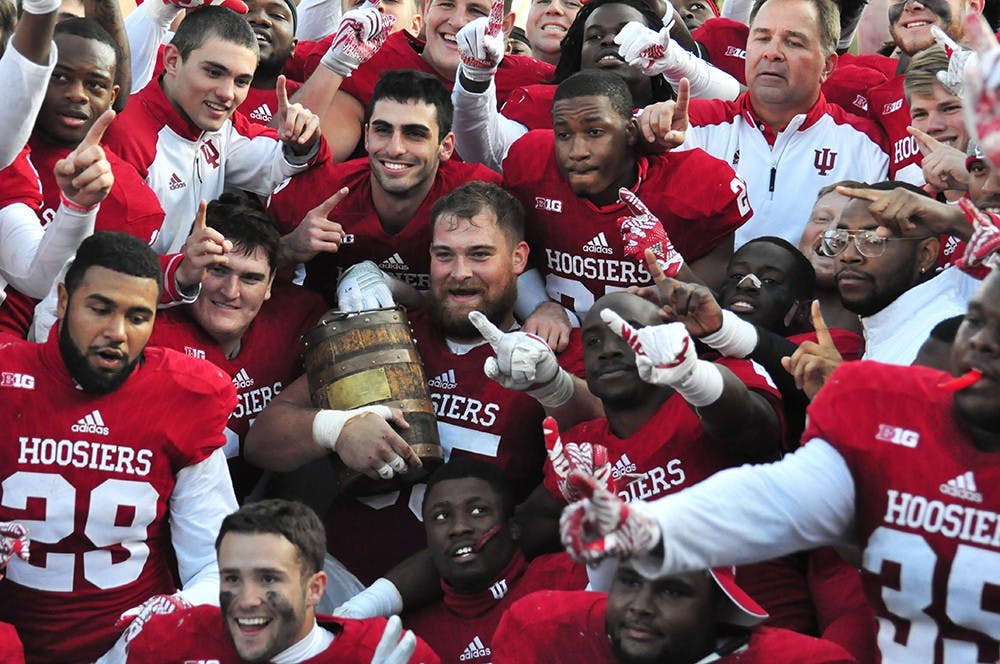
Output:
top-left (176, 200), bottom-right (234, 289)
top-left (643, 249), bottom-right (723, 337)
top-left (274, 75), bottom-right (321, 156)
top-left (321, 0), bottom-right (395, 78)
top-left (614, 19), bottom-right (675, 76)
top-left (456, 0), bottom-right (506, 82)
top-left (835, 183), bottom-right (966, 238)
top-left (617, 188), bottom-right (684, 278)
top-left (55, 109), bottom-right (115, 210)
top-left (908, 125), bottom-right (970, 193)
top-left (962, 13), bottom-right (1000, 169)
top-left (637, 78), bottom-right (690, 148)
top-left (336, 260), bottom-right (394, 312)
top-left (956, 197), bottom-right (1000, 272)
top-left (780, 301), bottom-right (842, 400)
top-left (931, 25), bottom-right (974, 96)
top-left (560, 470), bottom-right (660, 565)
top-left (543, 416), bottom-right (613, 503)
top-left (371, 616), bottom-right (418, 664)
top-left (280, 187), bottom-right (350, 264)
top-left (601, 308), bottom-right (698, 387)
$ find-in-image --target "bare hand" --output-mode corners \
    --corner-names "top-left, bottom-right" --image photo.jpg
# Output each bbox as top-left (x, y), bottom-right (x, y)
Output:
top-left (780, 301), bottom-right (842, 400)
top-left (908, 126), bottom-right (970, 193)
top-left (521, 301), bottom-right (572, 352)
top-left (336, 409), bottom-right (419, 480)
top-left (274, 75), bottom-right (321, 156)
top-left (280, 187), bottom-right (349, 264)
top-left (637, 78), bottom-right (689, 148)
top-left (55, 109), bottom-right (115, 209)
top-left (176, 200), bottom-right (234, 289)
top-left (643, 248), bottom-right (722, 337)
top-left (835, 184), bottom-right (969, 239)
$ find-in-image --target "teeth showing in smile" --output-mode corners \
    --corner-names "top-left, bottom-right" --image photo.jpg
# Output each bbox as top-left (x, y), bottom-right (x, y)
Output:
top-left (454, 546), bottom-right (473, 556)
top-left (206, 101), bottom-right (227, 112)
top-left (383, 162), bottom-right (410, 171)
top-left (905, 20), bottom-right (929, 27)
top-left (237, 617), bottom-right (270, 627)
top-left (443, 34), bottom-right (457, 42)
top-left (541, 24), bottom-right (566, 32)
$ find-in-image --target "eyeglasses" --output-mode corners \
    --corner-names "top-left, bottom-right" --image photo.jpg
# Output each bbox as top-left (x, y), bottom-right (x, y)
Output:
top-left (816, 229), bottom-right (933, 259)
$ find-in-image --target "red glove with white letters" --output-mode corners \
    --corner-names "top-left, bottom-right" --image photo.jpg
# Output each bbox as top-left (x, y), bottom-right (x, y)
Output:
top-left (560, 471), bottom-right (660, 566)
top-left (543, 416), bottom-right (613, 503)
top-left (0, 522), bottom-right (30, 578)
top-left (321, 0), bottom-right (396, 78)
top-left (617, 188), bottom-right (684, 278)
top-left (957, 197), bottom-right (1000, 274)
top-left (116, 593), bottom-right (192, 646)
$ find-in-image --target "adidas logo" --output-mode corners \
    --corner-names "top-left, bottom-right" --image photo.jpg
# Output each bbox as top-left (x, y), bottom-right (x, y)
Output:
top-left (72, 409), bottom-right (109, 436)
top-left (940, 471), bottom-right (983, 503)
top-left (232, 368), bottom-right (255, 389)
top-left (168, 173), bottom-right (186, 191)
top-left (583, 232), bottom-right (614, 255)
top-left (379, 253), bottom-right (410, 270)
top-left (611, 453), bottom-right (637, 480)
top-left (459, 636), bottom-right (491, 661)
top-left (428, 369), bottom-right (457, 390)
top-left (248, 103), bottom-right (273, 123)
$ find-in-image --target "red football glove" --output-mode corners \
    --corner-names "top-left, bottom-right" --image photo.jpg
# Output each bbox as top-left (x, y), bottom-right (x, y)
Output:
top-left (957, 198), bottom-right (1000, 275)
top-left (164, 0), bottom-right (247, 13)
top-left (116, 593), bottom-right (192, 646)
top-left (0, 522), bottom-right (30, 578)
top-left (616, 188), bottom-right (684, 278)
top-left (543, 416), bottom-right (613, 503)
top-left (559, 471), bottom-right (660, 566)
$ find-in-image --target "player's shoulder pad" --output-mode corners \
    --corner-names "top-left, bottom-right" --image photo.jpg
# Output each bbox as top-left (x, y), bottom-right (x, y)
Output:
top-left (143, 346), bottom-right (236, 397)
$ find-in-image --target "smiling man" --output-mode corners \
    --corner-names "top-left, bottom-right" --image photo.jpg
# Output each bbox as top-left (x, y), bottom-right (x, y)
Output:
top-left (268, 70), bottom-right (500, 300)
top-left (239, 0), bottom-right (301, 126)
top-left (126, 499), bottom-right (439, 663)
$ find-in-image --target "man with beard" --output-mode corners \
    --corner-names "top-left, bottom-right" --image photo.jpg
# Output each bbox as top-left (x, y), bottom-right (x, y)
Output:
top-left (267, 69), bottom-right (500, 300)
top-left (0, 232), bottom-right (240, 663)
top-left (246, 181), bottom-right (584, 586)
top-left (560, 266), bottom-right (1000, 664)
top-left (491, 562), bottom-right (855, 663)
top-left (125, 500), bottom-right (439, 663)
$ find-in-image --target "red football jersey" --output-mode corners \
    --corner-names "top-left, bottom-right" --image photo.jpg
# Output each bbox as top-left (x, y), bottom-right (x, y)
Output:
top-left (323, 308), bottom-right (584, 584)
top-left (503, 131), bottom-right (751, 320)
top-left (492, 591), bottom-right (856, 663)
top-left (693, 17), bottom-right (750, 85)
top-left (866, 76), bottom-right (924, 182)
top-left (239, 80), bottom-right (303, 127)
top-left (803, 361), bottom-right (1000, 662)
top-left (500, 84), bottom-right (557, 131)
top-left (0, 146), bottom-right (42, 210)
top-left (288, 31), bottom-right (553, 106)
top-left (28, 136), bottom-right (165, 244)
top-left (267, 158), bottom-right (501, 299)
top-left (149, 281), bottom-right (328, 500)
top-left (126, 605), bottom-right (440, 663)
top-left (0, 332), bottom-right (236, 663)
top-left (403, 551), bottom-right (586, 663)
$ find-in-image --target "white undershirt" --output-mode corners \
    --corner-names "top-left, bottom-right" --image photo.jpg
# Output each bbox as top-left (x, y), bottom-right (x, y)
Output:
top-left (270, 621), bottom-right (335, 664)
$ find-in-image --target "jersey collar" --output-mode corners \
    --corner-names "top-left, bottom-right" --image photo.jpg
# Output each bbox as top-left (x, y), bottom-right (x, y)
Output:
top-left (441, 549), bottom-right (527, 617)
top-left (738, 92), bottom-right (832, 145)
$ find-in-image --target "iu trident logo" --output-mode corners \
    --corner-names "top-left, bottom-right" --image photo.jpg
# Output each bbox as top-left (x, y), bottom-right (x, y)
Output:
top-left (813, 148), bottom-right (837, 176)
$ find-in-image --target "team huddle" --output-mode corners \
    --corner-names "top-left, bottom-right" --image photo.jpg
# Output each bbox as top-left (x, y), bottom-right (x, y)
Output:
top-left (0, 0), bottom-right (998, 660)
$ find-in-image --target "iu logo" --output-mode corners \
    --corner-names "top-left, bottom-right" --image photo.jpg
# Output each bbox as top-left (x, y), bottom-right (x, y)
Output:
top-left (200, 139), bottom-right (221, 169)
top-left (813, 148), bottom-right (837, 176)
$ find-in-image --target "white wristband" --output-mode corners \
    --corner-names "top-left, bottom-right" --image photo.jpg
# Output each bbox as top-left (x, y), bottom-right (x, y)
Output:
top-left (528, 367), bottom-right (575, 409)
top-left (699, 310), bottom-right (758, 358)
top-left (312, 406), bottom-right (393, 452)
top-left (674, 360), bottom-right (725, 408)
top-left (21, 0), bottom-right (61, 15)
top-left (661, 40), bottom-right (741, 101)
top-left (334, 577), bottom-right (404, 619)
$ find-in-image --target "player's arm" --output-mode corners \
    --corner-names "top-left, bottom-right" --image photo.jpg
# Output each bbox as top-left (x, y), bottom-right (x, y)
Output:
top-left (85, 0), bottom-right (132, 111)
top-left (514, 483), bottom-right (566, 556)
top-left (687, 231), bottom-right (734, 293)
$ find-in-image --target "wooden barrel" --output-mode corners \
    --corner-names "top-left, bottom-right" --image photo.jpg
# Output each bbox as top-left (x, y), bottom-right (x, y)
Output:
top-left (302, 307), bottom-right (442, 496)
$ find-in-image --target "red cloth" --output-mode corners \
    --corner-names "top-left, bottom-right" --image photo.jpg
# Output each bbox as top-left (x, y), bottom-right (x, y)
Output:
top-left (693, 17), bottom-right (750, 85)
top-left (0, 146), bottom-right (42, 210)
top-left (0, 622), bottom-right (25, 664)
top-left (866, 76), bottom-right (921, 180)
top-left (0, 331), bottom-right (236, 663)
top-left (808, 547), bottom-right (879, 664)
top-left (267, 157), bottom-right (501, 300)
top-left (491, 591), bottom-right (857, 662)
top-left (804, 361), bottom-right (1000, 662)
top-left (787, 328), bottom-right (865, 361)
top-left (403, 551), bottom-right (586, 662)
top-left (500, 84), bottom-right (557, 131)
top-left (503, 132), bottom-right (750, 320)
top-left (127, 605), bottom-right (440, 663)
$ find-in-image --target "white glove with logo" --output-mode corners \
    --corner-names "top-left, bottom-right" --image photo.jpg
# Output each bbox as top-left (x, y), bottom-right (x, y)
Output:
top-left (601, 310), bottom-right (724, 407)
top-left (456, 0), bottom-right (506, 82)
top-left (337, 260), bottom-right (394, 312)
top-left (932, 25), bottom-right (976, 97)
top-left (468, 311), bottom-right (575, 408)
top-left (115, 593), bottom-right (192, 647)
top-left (962, 14), bottom-right (1000, 169)
top-left (544, 417), bottom-right (613, 503)
top-left (321, 0), bottom-right (396, 78)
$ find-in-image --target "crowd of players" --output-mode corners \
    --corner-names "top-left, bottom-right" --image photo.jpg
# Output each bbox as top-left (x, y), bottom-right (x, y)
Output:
top-left (0, 0), bottom-right (999, 659)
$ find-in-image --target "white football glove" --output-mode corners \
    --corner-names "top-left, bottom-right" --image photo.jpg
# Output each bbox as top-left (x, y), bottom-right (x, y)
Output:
top-left (963, 14), bottom-right (1000, 170)
top-left (337, 260), bottom-right (394, 312)
top-left (456, 0), bottom-right (506, 82)
top-left (321, 0), bottom-right (395, 78)
top-left (601, 310), bottom-right (724, 407)
top-left (468, 310), bottom-right (574, 407)
top-left (543, 417), bottom-right (613, 503)
top-left (0, 522), bottom-right (29, 576)
top-left (371, 616), bottom-right (417, 664)
top-left (932, 25), bottom-right (976, 97)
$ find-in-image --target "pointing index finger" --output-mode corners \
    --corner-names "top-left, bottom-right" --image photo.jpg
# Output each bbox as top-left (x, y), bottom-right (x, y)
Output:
top-left (276, 75), bottom-right (289, 114)
top-left (193, 199), bottom-right (208, 231)
top-left (907, 125), bottom-right (941, 155)
top-left (487, 0), bottom-right (505, 37)
top-left (312, 187), bottom-right (349, 218)
top-left (600, 308), bottom-right (644, 354)
top-left (810, 300), bottom-right (834, 348)
top-left (835, 185), bottom-right (884, 202)
top-left (80, 109), bottom-right (116, 150)
top-left (468, 310), bottom-right (504, 348)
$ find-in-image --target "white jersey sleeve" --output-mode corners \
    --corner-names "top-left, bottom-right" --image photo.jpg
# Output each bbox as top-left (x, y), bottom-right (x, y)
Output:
top-left (630, 438), bottom-right (858, 579)
top-left (451, 77), bottom-right (528, 174)
top-left (124, 0), bottom-right (177, 94)
top-left (170, 448), bottom-right (238, 607)
top-left (0, 40), bottom-right (56, 169)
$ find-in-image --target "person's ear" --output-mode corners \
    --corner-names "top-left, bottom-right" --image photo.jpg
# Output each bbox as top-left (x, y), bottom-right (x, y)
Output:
top-left (57, 283), bottom-right (68, 320)
top-left (508, 517), bottom-right (522, 542)
top-left (305, 570), bottom-right (327, 609)
top-left (439, 131), bottom-right (456, 161)
top-left (916, 236), bottom-right (940, 277)
top-left (625, 117), bottom-right (639, 148)
top-left (162, 43), bottom-right (183, 77)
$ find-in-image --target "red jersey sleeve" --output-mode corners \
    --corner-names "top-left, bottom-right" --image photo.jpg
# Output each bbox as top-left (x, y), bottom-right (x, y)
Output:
top-left (0, 146), bottom-right (42, 210)
top-left (807, 547), bottom-right (878, 664)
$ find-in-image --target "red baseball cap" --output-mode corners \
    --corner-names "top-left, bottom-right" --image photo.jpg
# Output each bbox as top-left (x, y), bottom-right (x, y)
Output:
top-left (709, 567), bottom-right (769, 627)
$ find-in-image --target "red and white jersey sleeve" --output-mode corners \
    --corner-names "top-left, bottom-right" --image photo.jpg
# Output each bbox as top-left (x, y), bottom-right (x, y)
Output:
top-left (802, 361), bottom-right (1000, 662)
top-left (103, 81), bottom-right (323, 254)
top-left (0, 333), bottom-right (236, 663)
top-left (268, 159), bottom-right (501, 299)
top-left (683, 93), bottom-right (889, 247)
top-left (127, 605), bottom-right (440, 663)
top-left (503, 130), bottom-right (750, 320)
top-left (866, 76), bottom-right (925, 184)
top-left (323, 310), bottom-right (583, 584)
